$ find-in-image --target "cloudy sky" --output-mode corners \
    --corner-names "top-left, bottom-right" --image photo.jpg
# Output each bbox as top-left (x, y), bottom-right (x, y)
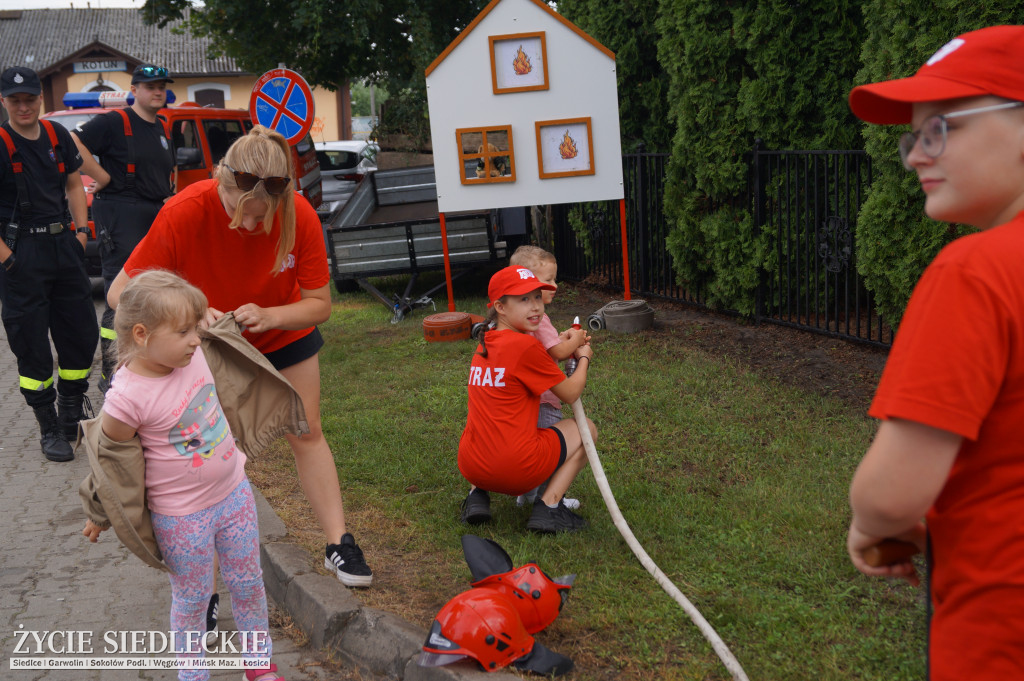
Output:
top-left (10, 0), bottom-right (145, 7)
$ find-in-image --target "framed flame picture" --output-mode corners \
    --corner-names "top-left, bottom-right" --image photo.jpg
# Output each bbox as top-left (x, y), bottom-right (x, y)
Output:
top-left (535, 117), bottom-right (595, 179)
top-left (489, 32), bottom-right (549, 94)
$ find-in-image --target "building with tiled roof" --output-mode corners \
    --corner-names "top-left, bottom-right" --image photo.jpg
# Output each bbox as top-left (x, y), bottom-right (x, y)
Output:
top-left (0, 7), bottom-right (351, 139)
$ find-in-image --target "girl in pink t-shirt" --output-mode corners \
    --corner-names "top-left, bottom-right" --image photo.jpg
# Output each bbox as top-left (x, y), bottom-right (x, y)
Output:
top-left (82, 271), bottom-right (283, 681)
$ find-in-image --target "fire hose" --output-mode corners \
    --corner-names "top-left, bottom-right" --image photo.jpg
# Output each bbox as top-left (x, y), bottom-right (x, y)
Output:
top-left (570, 396), bottom-right (751, 681)
top-left (586, 300), bottom-right (654, 333)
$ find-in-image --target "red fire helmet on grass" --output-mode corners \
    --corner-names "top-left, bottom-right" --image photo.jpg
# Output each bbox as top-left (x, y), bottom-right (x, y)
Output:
top-left (419, 589), bottom-right (534, 671)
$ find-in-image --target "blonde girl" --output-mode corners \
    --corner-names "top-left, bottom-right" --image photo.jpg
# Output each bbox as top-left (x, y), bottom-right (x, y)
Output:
top-left (84, 270), bottom-right (283, 681)
top-left (106, 126), bottom-right (372, 587)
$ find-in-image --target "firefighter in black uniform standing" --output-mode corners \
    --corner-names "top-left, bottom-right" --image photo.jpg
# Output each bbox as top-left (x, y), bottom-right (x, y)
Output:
top-left (72, 64), bottom-right (174, 392)
top-left (0, 67), bottom-right (99, 461)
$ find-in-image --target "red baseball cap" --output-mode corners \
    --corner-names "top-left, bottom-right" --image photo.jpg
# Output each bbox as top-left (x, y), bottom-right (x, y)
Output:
top-left (849, 25), bottom-right (1024, 124)
top-left (487, 265), bottom-right (555, 307)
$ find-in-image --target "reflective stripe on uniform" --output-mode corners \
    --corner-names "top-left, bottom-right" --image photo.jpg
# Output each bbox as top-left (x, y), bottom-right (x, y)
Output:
top-left (58, 367), bottom-right (91, 381)
top-left (100, 327), bottom-right (116, 340)
top-left (20, 375), bottom-right (54, 391)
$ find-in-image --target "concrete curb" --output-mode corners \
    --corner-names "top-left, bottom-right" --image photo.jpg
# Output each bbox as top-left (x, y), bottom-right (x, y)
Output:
top-left (260, 540), bottom-right (517, 680)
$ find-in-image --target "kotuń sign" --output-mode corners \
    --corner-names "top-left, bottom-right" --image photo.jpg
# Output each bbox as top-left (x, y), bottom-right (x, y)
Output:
top-left (73, 60), bottom-right (127, 73)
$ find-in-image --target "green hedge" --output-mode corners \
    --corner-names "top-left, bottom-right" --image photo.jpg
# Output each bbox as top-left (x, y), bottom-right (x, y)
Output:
top-left (657, 0), bottom-right (865, 314)
top-left (555, 2), bottom-right (1024, 323)
top-left (854, 3), bottom-right (1024, 325)
top-left (557, 0), bottom-right (672, 153)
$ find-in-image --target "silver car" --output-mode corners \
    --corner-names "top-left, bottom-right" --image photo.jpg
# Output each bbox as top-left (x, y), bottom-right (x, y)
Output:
top-left (315, 140), bottom-right (379, 217)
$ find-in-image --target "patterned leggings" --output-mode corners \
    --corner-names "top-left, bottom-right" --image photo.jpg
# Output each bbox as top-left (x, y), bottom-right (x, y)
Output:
top-left (152, 478), bottom-right (272, 681)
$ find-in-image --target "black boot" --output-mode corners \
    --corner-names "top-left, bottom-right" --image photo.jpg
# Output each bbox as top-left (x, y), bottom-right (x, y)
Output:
top-left (98, 350), bottom-right (115, 394)
top-left (33, 404), bottom-right (74, 462)
top-left (57, 393), bottom-right (93, 442)
top-left (99, 309), bottom-right (116, 394)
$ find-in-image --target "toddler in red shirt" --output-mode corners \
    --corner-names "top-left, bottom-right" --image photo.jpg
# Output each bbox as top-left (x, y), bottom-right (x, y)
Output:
top-left (458, 265), bottom-right (596, 533)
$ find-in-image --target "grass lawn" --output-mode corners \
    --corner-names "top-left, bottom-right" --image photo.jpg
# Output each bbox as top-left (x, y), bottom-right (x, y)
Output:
top-left (255, 272), bottom-right (926, 681)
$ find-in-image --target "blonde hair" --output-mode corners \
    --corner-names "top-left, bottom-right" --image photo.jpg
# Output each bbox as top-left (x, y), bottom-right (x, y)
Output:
top-left (215, 125), bottom-right (296, 274)
top-left (510, 245), bottom-right (556, 272)
top-left (113, 270), bottom-right (208, 370)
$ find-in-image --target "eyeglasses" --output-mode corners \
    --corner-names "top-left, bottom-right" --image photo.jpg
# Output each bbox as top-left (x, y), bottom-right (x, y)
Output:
top-left (137, 66), bottom-right (169, 78)
top-left (224, 164), bottom-right (291, 195)
top-left (898, 101), bottom-right (1024, 170)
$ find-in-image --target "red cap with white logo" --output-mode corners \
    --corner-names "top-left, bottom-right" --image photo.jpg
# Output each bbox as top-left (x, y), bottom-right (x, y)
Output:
top-left (849, 25), bottom-right (1024, 125)
top-left (487, 265), bottom-right (556, 307)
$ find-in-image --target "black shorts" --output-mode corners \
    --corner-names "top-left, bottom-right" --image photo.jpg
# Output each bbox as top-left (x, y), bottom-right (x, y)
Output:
top-left (547, 425), bottom-right (568, 469)
top-left (262, 327), bottom-right (324, 371)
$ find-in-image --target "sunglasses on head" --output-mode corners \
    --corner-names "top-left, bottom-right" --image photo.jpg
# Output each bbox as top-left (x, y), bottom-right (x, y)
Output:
top-left (224, 164), bottom-right (291, 195)
top-left (138, 66), bottom-right (169, 78)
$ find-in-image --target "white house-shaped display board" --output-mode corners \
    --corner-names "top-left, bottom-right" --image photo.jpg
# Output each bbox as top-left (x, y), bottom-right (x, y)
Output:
top-left (425, 0), bottom-right (624, 213)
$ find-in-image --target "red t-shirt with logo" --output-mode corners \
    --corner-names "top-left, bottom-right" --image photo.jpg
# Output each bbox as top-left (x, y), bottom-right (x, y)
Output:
top-left (123, 179), bottom-right (330, 353)
top-left (869, 212), bottom-right (1024, 681)
top-left (458, 329), bottom-right (566, 495)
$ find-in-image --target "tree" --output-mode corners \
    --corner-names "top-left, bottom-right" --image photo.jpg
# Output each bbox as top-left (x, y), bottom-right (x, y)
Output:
top-left (143, 0), bottom-right (486, 89)
top-left (657, 0), bottom-right (865, 314)
top-left (143, 0), bottom-right (488, 149)
top-left (854, 0), bottom-right (1024, 325)
top-left (350, 81), bottom-right (388, 118)
top-left (557, 0), bottom-right (671, 152)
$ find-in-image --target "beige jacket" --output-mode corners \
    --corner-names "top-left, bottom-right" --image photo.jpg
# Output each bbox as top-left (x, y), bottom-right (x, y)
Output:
top-left (78, 314), bottom-right (309, 572)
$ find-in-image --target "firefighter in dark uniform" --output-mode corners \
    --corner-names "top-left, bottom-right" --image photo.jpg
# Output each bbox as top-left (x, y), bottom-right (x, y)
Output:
top-left (0, 67), bottom-right (99, 461)
top-left (71, 64), bottom-right (174, 393)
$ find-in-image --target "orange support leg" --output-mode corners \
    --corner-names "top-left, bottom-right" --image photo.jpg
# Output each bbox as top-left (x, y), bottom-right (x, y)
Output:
top-left (619, 198), bottom-right (631, 301)
top-left (439, 211), bottom-right (456, 312)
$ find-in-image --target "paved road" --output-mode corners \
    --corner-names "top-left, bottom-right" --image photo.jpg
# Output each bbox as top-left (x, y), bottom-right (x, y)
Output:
top-left (0, 292), bottom-right (349, 680)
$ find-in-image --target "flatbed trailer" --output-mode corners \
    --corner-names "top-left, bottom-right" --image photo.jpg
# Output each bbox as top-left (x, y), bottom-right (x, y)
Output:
top-left (324, 165), bottom-right (511, 322)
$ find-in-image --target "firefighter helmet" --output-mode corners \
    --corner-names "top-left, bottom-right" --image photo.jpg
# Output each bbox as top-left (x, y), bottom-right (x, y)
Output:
top-left (418, 590), bottom-right (534, 672)
top-left (472, 563), bottom-right (573, 634)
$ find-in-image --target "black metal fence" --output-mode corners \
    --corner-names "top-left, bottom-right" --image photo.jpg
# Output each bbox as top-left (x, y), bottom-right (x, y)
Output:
top-left (551, 145), bottom-right (894, 347)
top-left (551, 153), bottom-right (708, 306)
top-left (754, 146), bottom-right (893, 346)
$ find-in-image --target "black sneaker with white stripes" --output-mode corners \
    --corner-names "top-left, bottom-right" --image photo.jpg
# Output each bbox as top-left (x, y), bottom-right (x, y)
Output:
top-left (204, 593), bottom-right (219, 646)
top-left (324, 533), bottom-right (373, 587)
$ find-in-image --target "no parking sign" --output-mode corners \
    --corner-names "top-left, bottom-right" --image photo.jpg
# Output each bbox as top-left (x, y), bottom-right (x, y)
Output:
top-left (249, 68), bottom-right (315, 145)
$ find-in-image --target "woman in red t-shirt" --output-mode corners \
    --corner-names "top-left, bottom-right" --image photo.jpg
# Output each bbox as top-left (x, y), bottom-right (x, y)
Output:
top-left (458, 265), bottom-right (597, 533)
top-left (106, 126), bottom-right (373, 588)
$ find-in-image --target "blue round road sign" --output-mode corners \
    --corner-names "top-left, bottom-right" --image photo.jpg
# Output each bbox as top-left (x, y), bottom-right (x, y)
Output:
top-left (249, 68), bottom-right (315, 145)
